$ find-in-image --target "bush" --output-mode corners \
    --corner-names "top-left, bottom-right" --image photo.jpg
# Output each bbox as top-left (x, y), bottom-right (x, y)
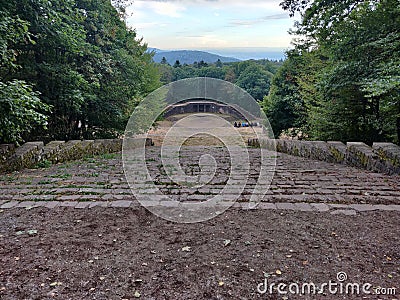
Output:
top-left (0, 80), bottom-right (50, 144)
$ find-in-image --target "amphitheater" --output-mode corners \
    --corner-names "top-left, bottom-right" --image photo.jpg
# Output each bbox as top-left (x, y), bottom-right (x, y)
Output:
top-left (1, 113), bottom-right (399, 214)
top-left (1, 112), bottom-right (399, 299)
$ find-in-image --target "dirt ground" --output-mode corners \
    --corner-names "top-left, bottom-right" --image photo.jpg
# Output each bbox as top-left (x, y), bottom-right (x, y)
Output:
top-left (1, 114), bottom-right (399, 299)
top-left (148, 115), bottom-right (262, 146)
top-left (0, 207), bottom-right (399, 299)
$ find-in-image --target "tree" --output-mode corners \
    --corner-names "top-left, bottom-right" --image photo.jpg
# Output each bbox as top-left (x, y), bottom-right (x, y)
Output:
top-left (276, 0), bottom-right (400, 144)
top-left (1, 0), bottom-right (160, 142)
top-left (224, 68), bottom-right (236, 83)
top-left (236, 64), bottom-right (273, 101)
top-left (157, 64), bottom-right (174, 84)
top-left (198, 60), bottom-right (208, 68)
top-left (215, 59), bottom-right (223, 68)
top-left (160, 57), bottom-right (168, 65)
top-left (0, 81), bottom-right (50, 144)
top-left (0, 5), bottom-right (50, 144)
top-left (197, 66), bottom-right (225, 79)
top-left (173, 60), bottom-right (181, 68)
top-left (263, 50), bottom-right (306, 137)
top-left (153, 59), bottom-right (281, 99)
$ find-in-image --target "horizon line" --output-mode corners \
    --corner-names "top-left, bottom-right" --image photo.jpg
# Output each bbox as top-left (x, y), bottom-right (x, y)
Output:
top-left (149, 46), bottom-right (289, 50)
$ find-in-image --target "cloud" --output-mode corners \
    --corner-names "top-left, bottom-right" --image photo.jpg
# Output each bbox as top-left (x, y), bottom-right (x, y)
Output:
top-left (211, 0), bottom-right (283, 10)
top-left (135, 0), bottom-right (187, 18)
top-left (134, 0), bottom-right (283, 10)
top-left (132, 22), bottom-right (159, 29)
top-left (127, 0), bottom-right (297, 49)
top-left (184, 34), bottom-right (229, 47)
top-left (230, 13), bottom-right (289, 26)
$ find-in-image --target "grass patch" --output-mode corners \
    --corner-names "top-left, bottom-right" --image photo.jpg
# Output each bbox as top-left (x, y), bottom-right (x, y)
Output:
top-left (63, 184), bottom-right (93, 189)
top-left (30, 190), bottom-right (57, 196)
top-left (35, 159), bottom-right (52, 169)
top-left (101, 153), bottom-right (119, 160)
top-left (81, 191), bottom-right (103, 195)
top-left (84, 157), bottom-right (96, 163)
top-left (38, 180), bottom-right (53, 185)
top-left (50, 173), bottom-right (72, 179)
top-left (0, 175), bottom-right (18, 182)
top-left (57, 162), bottom-right (72, 169)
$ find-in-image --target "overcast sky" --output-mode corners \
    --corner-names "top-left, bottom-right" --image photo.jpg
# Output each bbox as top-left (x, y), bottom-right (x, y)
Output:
top-left (126, 0), bottom-right (298, 50)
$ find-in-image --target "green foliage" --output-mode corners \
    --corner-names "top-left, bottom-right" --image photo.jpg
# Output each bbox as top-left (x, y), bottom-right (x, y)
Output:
top-left (266, 0), bottom-right (400, 144)
top-left (173, 60), bottom-right (181, 68)
top-left (0, 11), bottom-right (32, 73)
top-left (155, 59), bottom-right (281, 102)
top-left (0, 0), bottom-right (160, 144)
top-left (101, 153), bottom-right (119, 160)
top-left (160, 57), bottom-right (169, 65)
top-left (129, 88), bottom-right (168, 135)
top-left (0, 80), bottom-right (50, 144)
top-left (0, 7), bottom-right (51, 144)
top-left (263, 50), bottom-right (306, 137)
top-left (236, 64), bottom-right (273, 101)
top-left (35, 159), bottom-right (52, 169)
top-left (157, 64), bottom-right (175, 84)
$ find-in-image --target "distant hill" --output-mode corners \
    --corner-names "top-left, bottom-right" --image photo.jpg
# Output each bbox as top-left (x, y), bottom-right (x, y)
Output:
top-left (148, 48), bottom-right (241, 65)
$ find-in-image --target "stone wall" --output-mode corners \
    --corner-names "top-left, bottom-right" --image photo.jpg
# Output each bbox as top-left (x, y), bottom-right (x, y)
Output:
top-left (249, 138), bottom-right (400, 175)
top-left (0, 138), bottom-right (153, 173)
top-left (3, 138), bottom-right (398, 175)
top-left (0, 144), bottom-right (16, 163)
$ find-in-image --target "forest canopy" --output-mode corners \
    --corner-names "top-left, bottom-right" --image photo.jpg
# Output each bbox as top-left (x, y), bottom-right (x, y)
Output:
top-left (156, 58), bottom-right (282, 102)
top-left (0, 0), bottom-right (160, 144)
top-left (1, 0), bottom-right (398, 146)
top-left (264, 0), bottom-right (400, 144)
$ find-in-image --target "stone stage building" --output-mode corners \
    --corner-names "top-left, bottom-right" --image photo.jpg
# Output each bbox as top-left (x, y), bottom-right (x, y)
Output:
top-left (163, 99), bottom-right (245, 120)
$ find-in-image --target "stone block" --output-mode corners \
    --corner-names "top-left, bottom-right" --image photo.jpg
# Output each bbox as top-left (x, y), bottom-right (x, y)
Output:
top-left (327, 141), bottom-right (346, 164)
top-left (308, 141), bottom-right (336, 162)
top-left (300, 141), bottom-right (320, 159)
top-left (281, 140), bottom-right (300, 157)
top-left (372, 142), bottom-right (400, 175)
top-left (275, 139), bottom-right (288, 153)
top-left (330, 209), bottom-right (357, 216)
top-left (258, 203), bottom-right (277, 210)
top-left (121, 137), bottom-right (154, 153)
top-left (294, 202), bottom-right (314, 211)
top-left (88, 201), bottom-right (109, 208)
top-left (0, 142), bottom-right (44, 172)
top-left (60, 140), bottom-right (96, 162)
top-left (92, 139), bottom-right (122, 155)
top-left (41, 141), bottom-right (65, 163)
top-left (0, 144), bottom-right (16, 163)
top-left (59, 201), bottom-right (77, 207)
top-left (350, 204), bottom-right (377, 212)
top-left (1, 201), bottom-right (19, 209)
top-left (259, 138), bottom-right (276, 151)
top-left (247, 138), bottom-right (260, 148)
top-left (310, 203), bottom-right (330, 212)
top-left (54, 140), bottom-right (81, 163)
top-left (75, 202), bottom-right (90, 209)
top-left (276, 202), bottom-right (297, 210)
top-left (346, 142), bottom-right (378, 170)
top-left (110, 200), bottom-right (132, 208)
